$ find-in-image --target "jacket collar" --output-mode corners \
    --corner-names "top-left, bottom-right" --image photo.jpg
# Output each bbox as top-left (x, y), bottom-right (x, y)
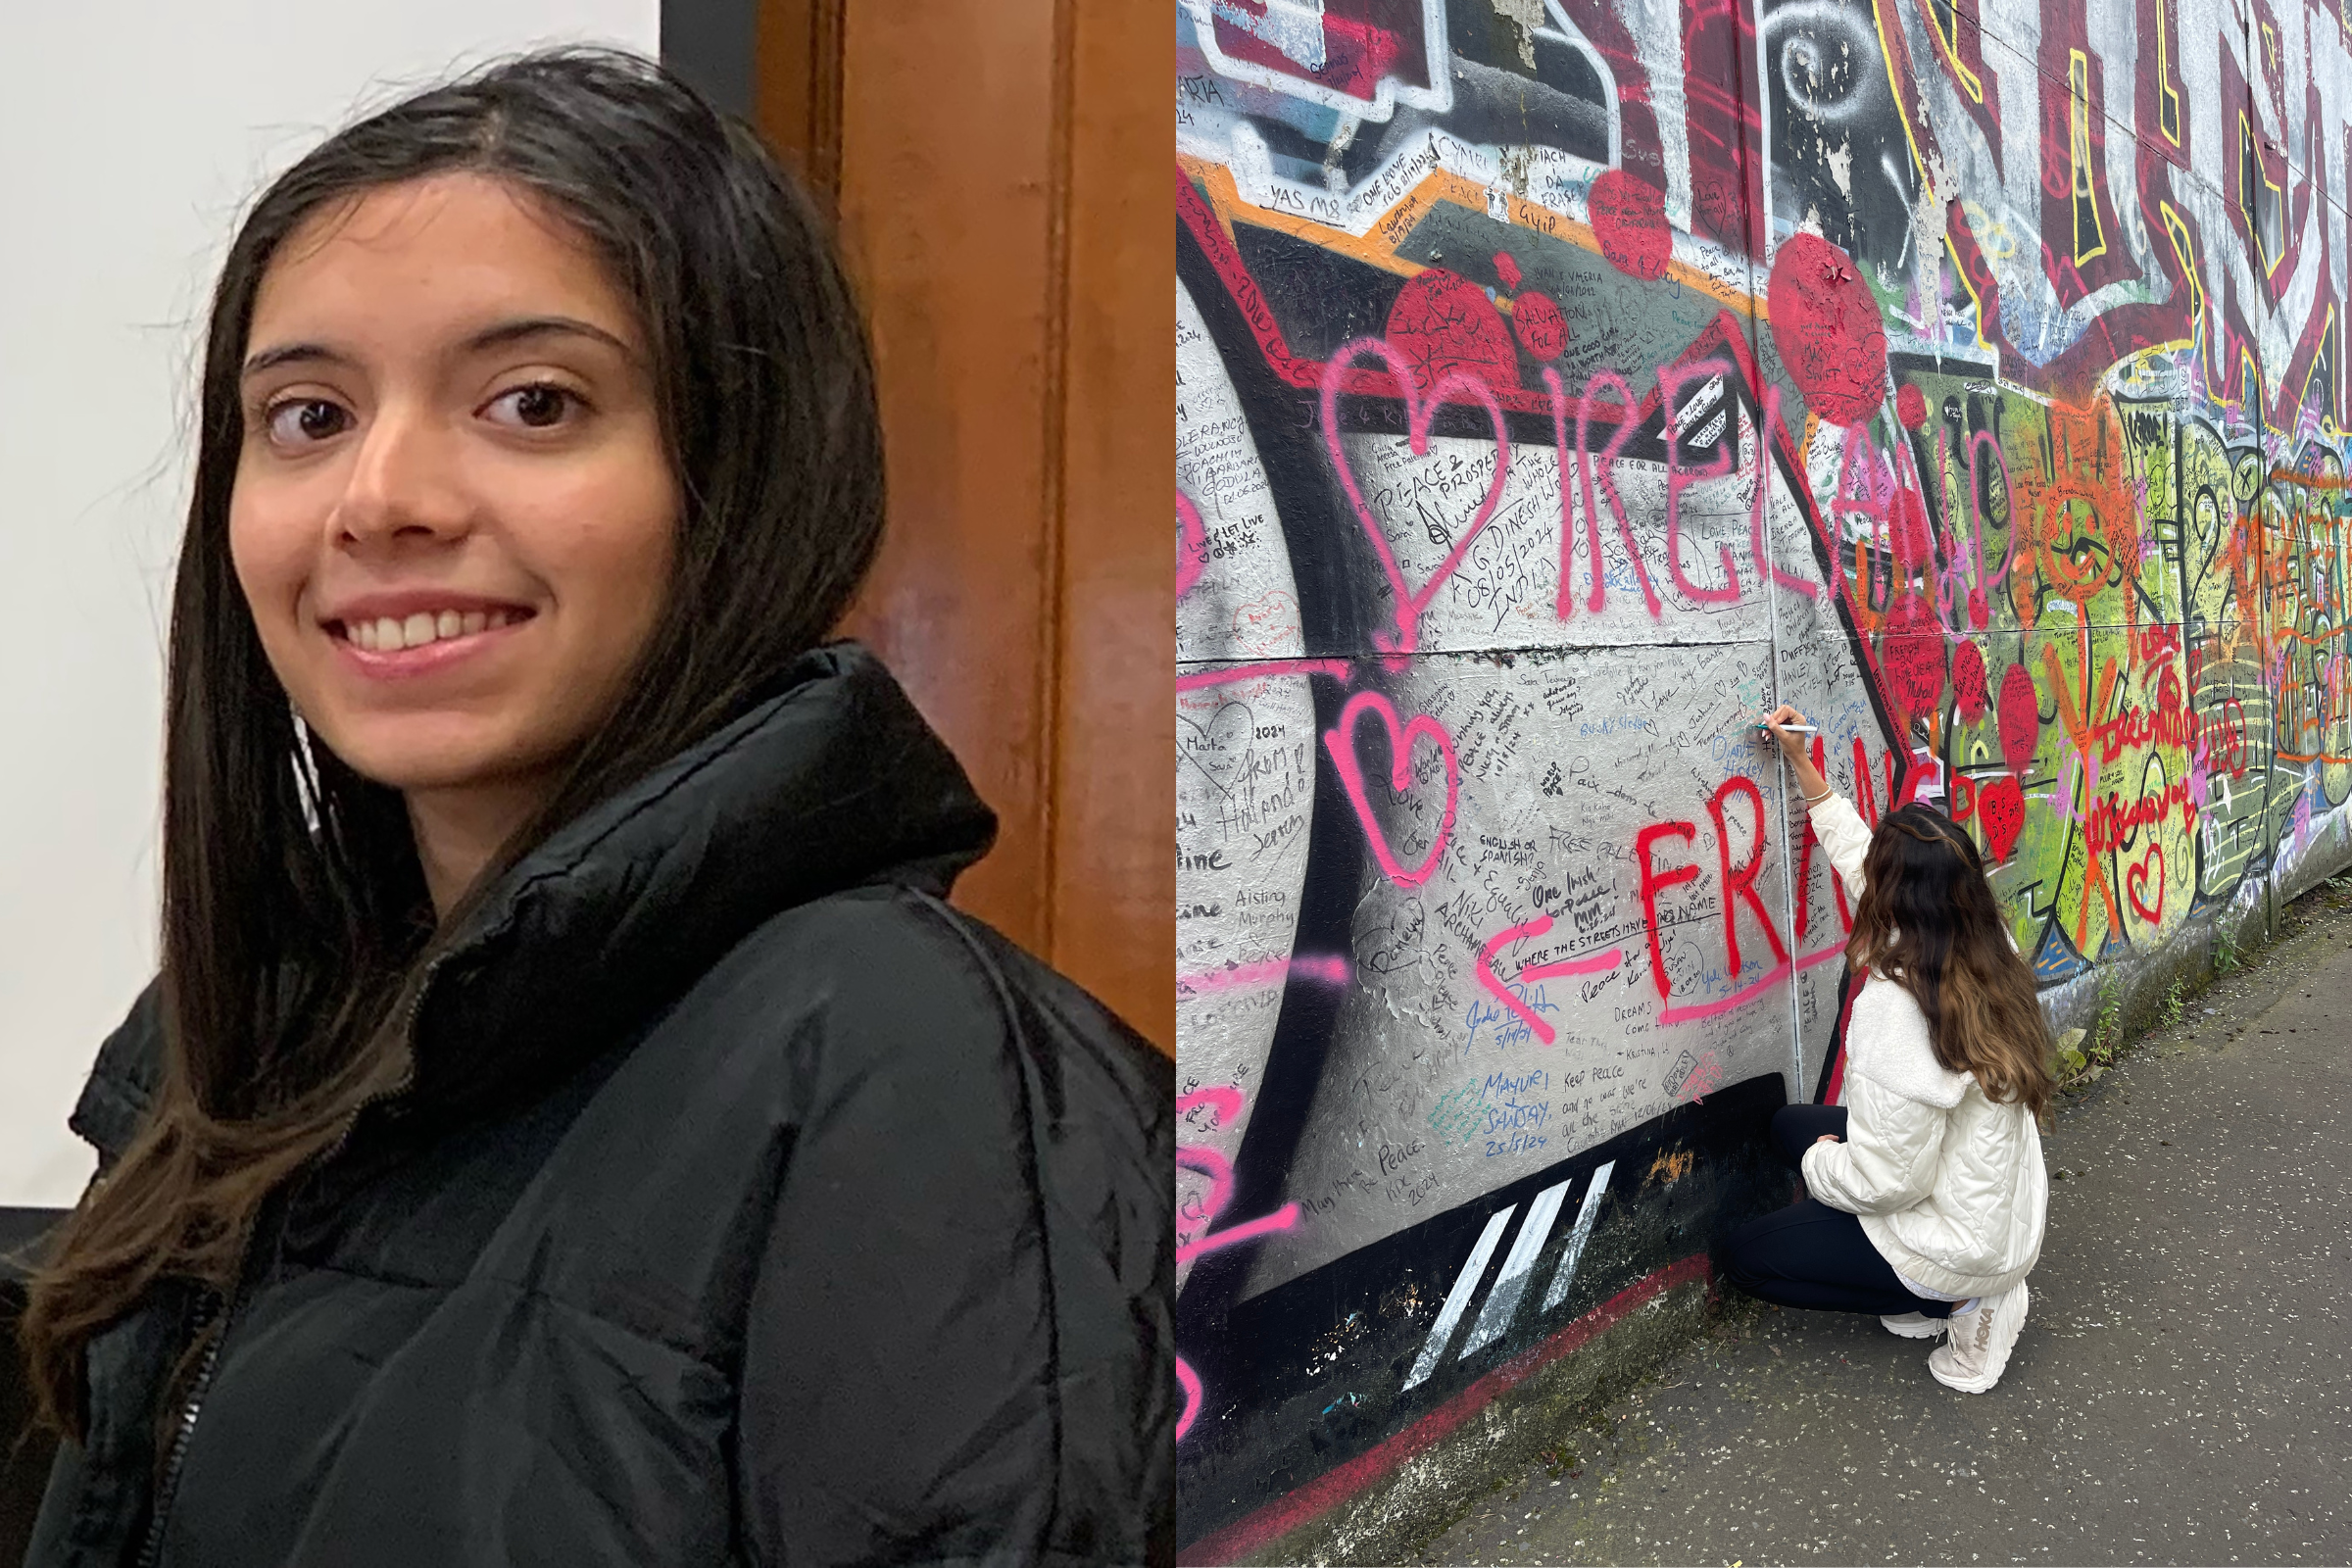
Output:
top-left (73, 642), bottom-right (996, 1158)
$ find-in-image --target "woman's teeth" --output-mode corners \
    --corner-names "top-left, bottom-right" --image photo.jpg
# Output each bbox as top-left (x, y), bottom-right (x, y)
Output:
top-left (347, 608), bottom-right (518, 652)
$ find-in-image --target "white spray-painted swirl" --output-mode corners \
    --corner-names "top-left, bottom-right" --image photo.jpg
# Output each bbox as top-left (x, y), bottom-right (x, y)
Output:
top-left (1766, 0), bottom-right (1890, 126)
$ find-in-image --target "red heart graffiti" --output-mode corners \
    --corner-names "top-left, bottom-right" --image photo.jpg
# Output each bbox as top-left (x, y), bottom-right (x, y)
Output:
top-left (1997, 662), bottom-right (2039, 778)
top-left (1321, 335), bottom-right (1511, 655)
top-left (1323, 691), bottom-right (1460, 889)
top-left (2126, 843), bottom-right (2166, 925)
top-left (1977, 773), bottom-right (2024, 864)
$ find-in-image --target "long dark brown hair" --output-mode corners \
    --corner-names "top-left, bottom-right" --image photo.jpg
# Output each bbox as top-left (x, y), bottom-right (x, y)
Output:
top-left (20, 48), bottom-right (885, 1443)
top-left (1846, 803), bottom-right (2055, 1120)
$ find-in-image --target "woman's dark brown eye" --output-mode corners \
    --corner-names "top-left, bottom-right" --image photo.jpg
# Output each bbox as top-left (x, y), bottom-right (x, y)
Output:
top-left (493, 384), bottom-right (574, 428)
top-left (266, 399), bottom-right (350, 445)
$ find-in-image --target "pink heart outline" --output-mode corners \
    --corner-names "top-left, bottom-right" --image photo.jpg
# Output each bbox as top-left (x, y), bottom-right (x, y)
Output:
top-left (1323, 690), bottom-right (1459, 888)
top-left (1320, 336), bottom-right (1512, 655)
top-left (1177, 487), bottom-right (1209, 599)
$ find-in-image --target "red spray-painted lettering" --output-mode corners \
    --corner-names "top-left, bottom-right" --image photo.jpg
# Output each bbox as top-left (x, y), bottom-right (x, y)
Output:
top-left (1635, 822), bottom-right (1700, 1001)
top-left (1657, 357), bottom-right (1742, 605)
top-left (1706, 775), bottom-right (1789, 975)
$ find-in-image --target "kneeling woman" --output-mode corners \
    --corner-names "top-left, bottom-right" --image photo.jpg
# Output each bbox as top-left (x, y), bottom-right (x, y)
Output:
top-left (1722, 705), bottom-right (2052, 1394)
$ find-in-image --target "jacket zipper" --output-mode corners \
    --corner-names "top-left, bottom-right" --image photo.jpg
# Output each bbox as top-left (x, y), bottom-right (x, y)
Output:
top-left (129, 955), bottom-right (446, 1568)
top-left (134, 1291), bottom-right (226, 1568)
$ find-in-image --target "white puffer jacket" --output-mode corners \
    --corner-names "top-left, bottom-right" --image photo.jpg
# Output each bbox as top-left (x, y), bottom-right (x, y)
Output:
top-left (1798, 794), bottom-right (2049, 1298)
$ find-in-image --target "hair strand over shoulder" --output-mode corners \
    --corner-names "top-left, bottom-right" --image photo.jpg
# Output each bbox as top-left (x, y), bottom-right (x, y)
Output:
top-left (1846, 803), bottom-right (2056, 1122)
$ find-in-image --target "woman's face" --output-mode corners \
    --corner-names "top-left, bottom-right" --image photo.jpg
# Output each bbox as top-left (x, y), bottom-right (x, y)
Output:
top-left (230, 172), bottom-right (675, 859)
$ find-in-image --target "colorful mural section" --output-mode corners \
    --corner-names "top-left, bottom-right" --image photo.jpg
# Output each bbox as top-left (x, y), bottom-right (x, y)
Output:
top-left (1176, 0), bottom-right (2352, 1556)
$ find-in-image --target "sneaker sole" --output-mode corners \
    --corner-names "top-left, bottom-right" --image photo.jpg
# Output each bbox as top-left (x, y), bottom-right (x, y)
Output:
top-left (1881, 1316), bottom-right (1945, 1340)
top-left (1929, 1281), bottom-right (2028, 1394)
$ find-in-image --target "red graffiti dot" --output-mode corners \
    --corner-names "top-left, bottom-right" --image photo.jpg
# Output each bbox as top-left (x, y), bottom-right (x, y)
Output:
top-left (1766, 234), bottom-right (1888, 427)
top-left (1383, 268), bottom-right (1520, 395)
top-left (1588, 169), bottom-right (1672, 281)
top-left (1879, 593), bottom-right (1946, 720)
top-left (1895, 382), bottom-right (1928, 428)
top-left (1891, 481), bottom-right (1934, 567)
top-left (1952, 640), bottom-right (1988, 723)
top-left (1977, 773), bottom-right (2025, 864)
top-left (1511, 290), bottom-right (1568, 361)
top-left (1997, 662), bottom-right (2040, 778)
top-left (1492, 250), bottom-right (1523, 290)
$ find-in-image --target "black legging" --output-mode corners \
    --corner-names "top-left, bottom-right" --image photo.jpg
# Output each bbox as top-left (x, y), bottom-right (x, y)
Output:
top-left (1718, 1104), bottom-right (1958, 1318)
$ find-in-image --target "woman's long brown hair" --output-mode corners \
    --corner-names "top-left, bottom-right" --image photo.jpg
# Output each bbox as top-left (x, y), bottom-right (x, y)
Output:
top-left (18, 49), bottom-right (885, 1445)
top-left (1846, 804), bottom-right (2055, 1120)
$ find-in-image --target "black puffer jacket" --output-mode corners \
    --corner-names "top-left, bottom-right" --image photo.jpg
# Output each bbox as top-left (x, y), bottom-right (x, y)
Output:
top-left (24, 644), bottom-right (1175, 1568)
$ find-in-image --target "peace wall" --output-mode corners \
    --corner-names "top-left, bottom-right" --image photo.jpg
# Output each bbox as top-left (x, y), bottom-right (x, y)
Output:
top-left (1174, 0), bottom-right (2352, 1555)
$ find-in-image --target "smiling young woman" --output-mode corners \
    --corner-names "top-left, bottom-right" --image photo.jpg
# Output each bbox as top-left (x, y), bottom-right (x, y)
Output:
top-left (17, 49), bottom-right (1171, 1567)
top-left (233, 173), bottom-right (680, 918)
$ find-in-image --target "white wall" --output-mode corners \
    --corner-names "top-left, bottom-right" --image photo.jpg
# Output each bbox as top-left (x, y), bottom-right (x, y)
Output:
top-left (0, 2), bottom-right (662, 1208)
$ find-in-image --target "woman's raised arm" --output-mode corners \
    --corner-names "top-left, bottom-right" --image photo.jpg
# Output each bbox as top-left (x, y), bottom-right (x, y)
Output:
top-left (1761, 704), bottom-right (1871, 899)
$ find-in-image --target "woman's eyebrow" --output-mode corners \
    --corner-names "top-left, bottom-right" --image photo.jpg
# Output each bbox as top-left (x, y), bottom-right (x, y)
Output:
top-left (460, 315), bottom-right (633, 360)
top-left (239, 317), bottom-right (632, 383)
top-left (240, 341), bottom-right (351, 381)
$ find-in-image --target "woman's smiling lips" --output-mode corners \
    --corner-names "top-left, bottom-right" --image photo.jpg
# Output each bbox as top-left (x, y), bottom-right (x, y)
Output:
top-left (320, 591), bottom-right (537, 681)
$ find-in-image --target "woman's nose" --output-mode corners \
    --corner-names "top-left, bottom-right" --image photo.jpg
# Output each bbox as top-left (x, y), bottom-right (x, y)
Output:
top-left (331, 404), bottom-right (474, 544)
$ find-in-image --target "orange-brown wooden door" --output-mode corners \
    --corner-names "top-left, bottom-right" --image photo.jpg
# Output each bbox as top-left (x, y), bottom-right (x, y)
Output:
top-left (753, 0), bottom-right (1173, 1049)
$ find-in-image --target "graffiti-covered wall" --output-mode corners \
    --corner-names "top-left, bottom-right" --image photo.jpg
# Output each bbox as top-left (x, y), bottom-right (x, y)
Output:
top-left (1176, 0), bottom-right (2352, 1555)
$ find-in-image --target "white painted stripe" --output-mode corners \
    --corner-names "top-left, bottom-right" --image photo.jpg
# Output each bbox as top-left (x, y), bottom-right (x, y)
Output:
top-left (1540, 1159), bottom-right (1616, 1313)
top-left (1457, 1177), bottom-right (1575, 1357)
top-left (1400, 1204), bottom-right (1515, 1391)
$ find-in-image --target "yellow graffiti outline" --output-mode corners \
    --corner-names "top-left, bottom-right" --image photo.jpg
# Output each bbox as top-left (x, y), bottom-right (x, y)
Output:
top-left (2067, 51), bottom-right (2110, 266)
top-left (1920, 0), bottom-right (1986, 104)
top-left (2158, 201), bottom-right (2213, 381)
top-left (2156, 0), bottom-right (2182, 146)
top-left (1174, 155), bottom-right (1760, 315)
top-left (1872, 0), bottom-right (1940, 210)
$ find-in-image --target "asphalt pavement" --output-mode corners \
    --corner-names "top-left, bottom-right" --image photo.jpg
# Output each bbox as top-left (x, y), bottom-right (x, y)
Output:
top-left (1411, 887), bottom-right (2352, 1567)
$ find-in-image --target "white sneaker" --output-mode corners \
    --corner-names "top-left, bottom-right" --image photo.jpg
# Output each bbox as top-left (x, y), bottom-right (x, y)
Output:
top-left (1929, 1280), bottom-right (2029, 1393)
top-left (1880, 1312), bottom-right (1945, 1340)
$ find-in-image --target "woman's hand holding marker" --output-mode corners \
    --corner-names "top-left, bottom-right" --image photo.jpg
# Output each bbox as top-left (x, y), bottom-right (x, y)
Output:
top-left (1759, 703), bottom-right (1836, 805)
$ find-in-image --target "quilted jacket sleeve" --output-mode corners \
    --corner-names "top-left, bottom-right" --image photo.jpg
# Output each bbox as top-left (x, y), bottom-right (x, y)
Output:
top-left (1807, 793), bottom-right (1875, 907)
top-left (1801, 1069), bottom-right (1947, 1215)
top-left (733, 894), bottom-right (1172, 1568)
top-left (733, 908), bottom-right (1057, 1567)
